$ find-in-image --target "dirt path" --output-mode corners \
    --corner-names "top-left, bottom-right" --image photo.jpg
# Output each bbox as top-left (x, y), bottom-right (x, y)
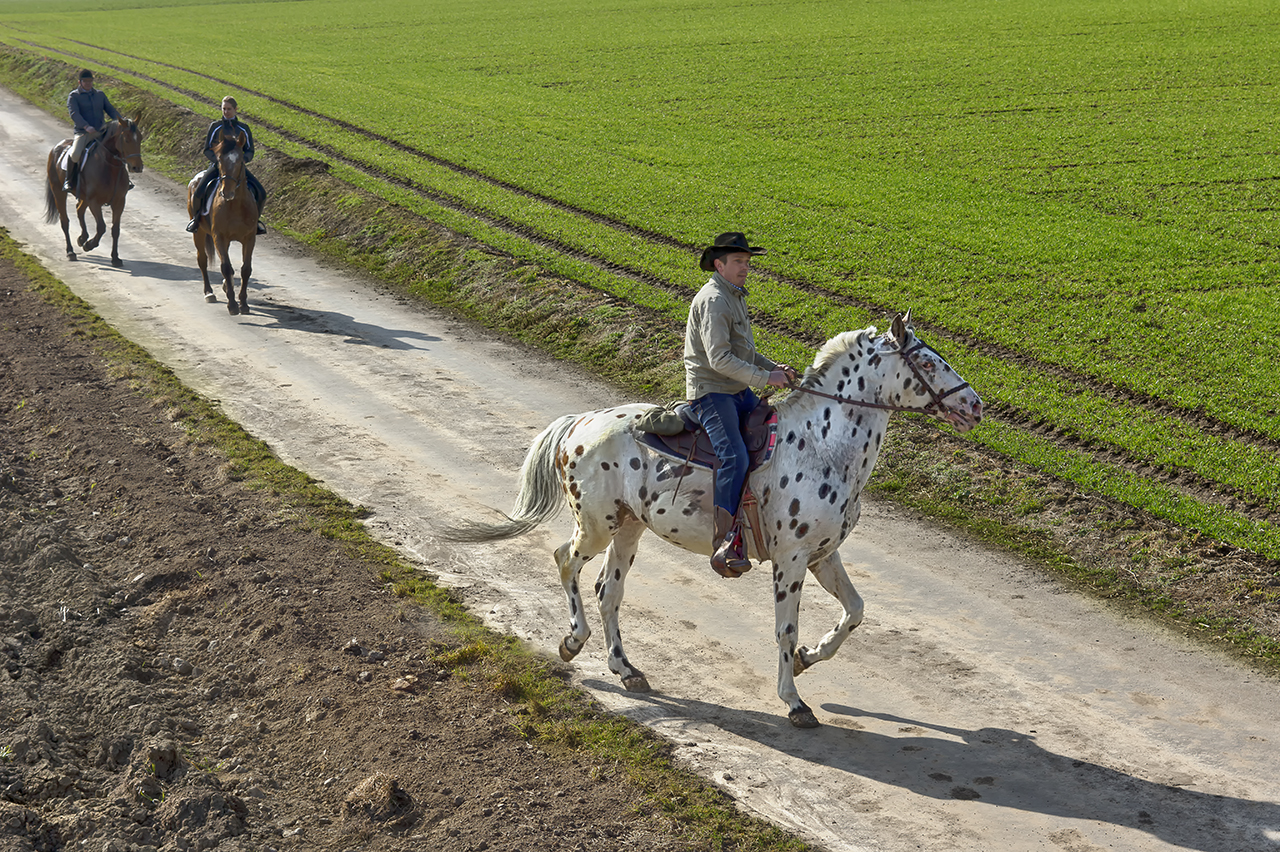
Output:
top-left (2, 86), bottom-right (1279, 852)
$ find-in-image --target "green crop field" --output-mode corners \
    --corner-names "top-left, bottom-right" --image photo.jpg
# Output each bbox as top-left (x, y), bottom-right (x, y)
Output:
top-left (3, 0), bottom-right (1279, 565)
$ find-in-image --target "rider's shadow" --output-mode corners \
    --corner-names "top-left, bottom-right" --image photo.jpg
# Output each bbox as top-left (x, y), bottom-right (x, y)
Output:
top-left (589, 683), bottom-right (1279, 852)
top-left (249, 301), bottom-right (441, 351)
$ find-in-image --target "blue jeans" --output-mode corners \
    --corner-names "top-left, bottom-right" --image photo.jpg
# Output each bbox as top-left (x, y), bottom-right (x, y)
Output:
top-left (691, 388), bottom-right (760, 516)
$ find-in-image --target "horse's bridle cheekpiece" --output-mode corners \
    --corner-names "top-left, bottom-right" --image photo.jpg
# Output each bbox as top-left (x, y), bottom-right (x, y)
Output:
top-left (790, 336), bottom-right (971, 416)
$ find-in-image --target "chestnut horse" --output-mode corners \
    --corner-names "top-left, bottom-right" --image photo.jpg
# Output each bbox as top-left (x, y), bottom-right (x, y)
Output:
top-left (44, 118), bottom-right (145, 267)
top-left (188, 125), bottom-right (259, 315)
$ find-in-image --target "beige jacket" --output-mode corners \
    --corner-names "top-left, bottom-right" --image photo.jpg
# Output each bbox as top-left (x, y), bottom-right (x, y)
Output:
top-left (684, 273), bottom-right (777, 399)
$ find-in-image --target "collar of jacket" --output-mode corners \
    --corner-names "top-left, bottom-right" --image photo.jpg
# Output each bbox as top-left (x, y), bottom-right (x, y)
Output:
top-left (712, 271), bottom-right (748, 298)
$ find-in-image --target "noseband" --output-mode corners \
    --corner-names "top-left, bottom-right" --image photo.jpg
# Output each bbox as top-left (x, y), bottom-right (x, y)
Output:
top-left (789, 338), bottom-right (972, 415)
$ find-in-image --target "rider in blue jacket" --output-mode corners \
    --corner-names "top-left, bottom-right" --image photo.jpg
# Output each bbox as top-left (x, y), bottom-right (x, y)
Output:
top-left (64, 69), bottom-right (121, 194)
top-left (186, 96), bottom-right (267, 235)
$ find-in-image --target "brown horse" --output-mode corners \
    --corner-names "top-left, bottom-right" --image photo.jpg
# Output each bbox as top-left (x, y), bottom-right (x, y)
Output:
top-left (44, 118), bottom-right (145, 267)
top-left (188, 125), bottom-right (259, 315)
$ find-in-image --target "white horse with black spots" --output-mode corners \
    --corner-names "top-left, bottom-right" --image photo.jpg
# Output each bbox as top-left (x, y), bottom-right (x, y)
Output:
top-left (446, 314), bottom-right (982, 727)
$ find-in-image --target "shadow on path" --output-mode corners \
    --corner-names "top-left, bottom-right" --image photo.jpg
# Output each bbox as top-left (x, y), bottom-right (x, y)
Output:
top-left (249, 301), bottom-right (441, 350)
top-left (583, 680), bottom-right (1280, 852)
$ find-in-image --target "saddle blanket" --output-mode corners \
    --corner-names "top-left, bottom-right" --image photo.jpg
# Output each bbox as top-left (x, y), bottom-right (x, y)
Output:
top-left (57, 144), bottom-right (92, 173)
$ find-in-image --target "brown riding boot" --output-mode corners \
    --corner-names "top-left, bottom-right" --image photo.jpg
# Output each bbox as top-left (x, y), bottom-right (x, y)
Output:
top-left (710, 506), bottom-right (751, 578)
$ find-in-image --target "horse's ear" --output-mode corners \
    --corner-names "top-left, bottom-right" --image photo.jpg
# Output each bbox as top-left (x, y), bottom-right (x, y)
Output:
top-left (237, 130), bottom-right (247, 148)
top-left (891, 312), bottom-right (909, 342)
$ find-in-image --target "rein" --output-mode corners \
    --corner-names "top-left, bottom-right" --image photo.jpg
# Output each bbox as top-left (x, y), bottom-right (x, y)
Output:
top-left (787, 339), bottom-right (971, 415)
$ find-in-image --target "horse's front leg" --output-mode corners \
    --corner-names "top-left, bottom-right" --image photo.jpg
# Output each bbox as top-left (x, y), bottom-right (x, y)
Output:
top-left (74, 201), bottom-right (91, 249)
top-left (592, 520), bottom-right (648, 692)
top-left (794, 549), bottom-right (865, 677)
top-left (109, 200), bottom-right (124, 268)
top-left (215, 236), bottom-right (238, 315)
top-left (82, 203), bottom-right (107, 252)
top-left (773, 552), bottom-right (820, 728)
top-left (237, 236), bottom-right (254, 314)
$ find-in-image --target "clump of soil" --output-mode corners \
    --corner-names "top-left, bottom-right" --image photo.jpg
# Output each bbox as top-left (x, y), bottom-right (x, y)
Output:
top-left (0, 261), bottom-right (704, 851)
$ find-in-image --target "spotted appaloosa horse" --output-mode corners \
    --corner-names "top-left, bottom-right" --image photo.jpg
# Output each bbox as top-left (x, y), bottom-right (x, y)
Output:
top-left (447, 314), bottom-right (982, 728)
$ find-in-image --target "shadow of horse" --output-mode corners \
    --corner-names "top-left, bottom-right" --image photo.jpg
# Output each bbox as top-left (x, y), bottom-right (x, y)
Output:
top-left (44, 118), bottom-right (144, 267)
top-left (250, 301), bottom-right (442, 350)
top-left (586, 681), bottom-right (1280, 851)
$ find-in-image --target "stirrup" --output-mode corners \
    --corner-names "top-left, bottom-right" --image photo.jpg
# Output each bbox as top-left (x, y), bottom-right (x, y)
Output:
top-left (710, 533), bottom-right (750, 578)
top-left (185, 219), bottom-right (199, 233)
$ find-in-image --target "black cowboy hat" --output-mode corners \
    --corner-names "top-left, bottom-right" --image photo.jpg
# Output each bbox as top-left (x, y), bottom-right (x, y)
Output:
top-left (78, 69), bottom-right (94, 80)
top-left (699, 232), bottom-right (767, 271)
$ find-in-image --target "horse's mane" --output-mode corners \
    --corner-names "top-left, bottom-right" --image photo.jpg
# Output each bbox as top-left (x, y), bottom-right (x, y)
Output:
top-left (775, 326), bottom-right (879, 412)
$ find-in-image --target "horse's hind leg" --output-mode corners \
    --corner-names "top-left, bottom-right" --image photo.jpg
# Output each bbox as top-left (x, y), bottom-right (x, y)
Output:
top-left (793, 550), bottom-right (865, 677)
top-left (553, 518), bottom-right (616, 665)
top-left (197, 234), bottom-right (215, 302)
top-left (592, 519), bottom-right (648, 692)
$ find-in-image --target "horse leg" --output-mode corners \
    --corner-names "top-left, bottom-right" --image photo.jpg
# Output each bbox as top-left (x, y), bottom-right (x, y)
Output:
top-left (591, 520), bottom-right (649, 692)
top-left (553, 517), bottom-right (615, 665)
top-left (216, 236), bottom-right (238, 315)
top-left (82, 204), bottom-right (106, 252)
top-left (109, 198), bottom-right (124, 268)
top-left (50, 186), bottom-right (75, 260)
top-left (74, 201), bottom-right (90, 249)
top-left (237, 237), bottom-right (254, 314)
top-left (772, 551), bottom-right (821, 728)
top-left (197, 233), bottom-right (215, 302)
top-left (793, 550), bottom-right (865, 677)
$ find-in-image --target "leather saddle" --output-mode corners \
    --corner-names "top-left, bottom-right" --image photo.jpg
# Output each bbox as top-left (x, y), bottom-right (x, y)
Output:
top-left (634, 401), bottom-right (779, 472)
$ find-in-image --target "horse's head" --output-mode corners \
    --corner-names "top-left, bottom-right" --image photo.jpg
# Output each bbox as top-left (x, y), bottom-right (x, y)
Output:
top-left (213, 128), bottom-right (248, 196)
top-left (108, 118), bottom-right (145, 173)
top-left (886, 311), bottom-right (983, 432)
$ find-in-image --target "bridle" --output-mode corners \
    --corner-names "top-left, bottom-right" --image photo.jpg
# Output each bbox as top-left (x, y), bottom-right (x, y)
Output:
top-left (102, 123), bottom-right (143, 168)
top-left (786, 338), bottom-right (972, 416)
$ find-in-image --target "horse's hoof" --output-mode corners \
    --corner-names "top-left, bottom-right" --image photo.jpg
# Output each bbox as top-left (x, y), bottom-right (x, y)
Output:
top-left (622, 673), bottom-right (650, 693)
top-left (788, 706), bottom-right (821, 729)
top-left (793, 649), bottom-right (813, 677)
top-left (67, 252), bottom-right (76, 261)
top-left (76, 235), bottom-right (86, 247)
top-left (111, 258), bottom-right (123, 268)
top-left (227, 301), bottom-right (240, 316)
top-left (204, 294), bottom-right (217, 304)
top-left (239, 301), bottom-right (250, 315)
top-left (558, 639), bottom-right (579, 662)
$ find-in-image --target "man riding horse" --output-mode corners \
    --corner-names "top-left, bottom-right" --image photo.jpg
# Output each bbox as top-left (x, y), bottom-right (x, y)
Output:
top-left (187, 96), bottom-right (267, 235)
top-left (685, 232), bottom-right (797, 578)
top-left (63, 69), bottom-right (121, 196)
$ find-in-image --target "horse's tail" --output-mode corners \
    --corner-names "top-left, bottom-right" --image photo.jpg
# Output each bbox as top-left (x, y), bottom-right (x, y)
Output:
top-left (441, 414), bottom-right (576, 542)
top-left (44, 181), bottom-right (59, 224)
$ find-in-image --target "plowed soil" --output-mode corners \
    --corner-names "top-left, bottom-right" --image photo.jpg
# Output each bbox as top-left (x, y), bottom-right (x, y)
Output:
top-left (0, 258), bottom-right (705, 851)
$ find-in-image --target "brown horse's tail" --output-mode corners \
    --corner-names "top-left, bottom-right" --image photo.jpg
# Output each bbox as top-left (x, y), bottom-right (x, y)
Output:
top-left (44, 180), bottom-right (60, 224)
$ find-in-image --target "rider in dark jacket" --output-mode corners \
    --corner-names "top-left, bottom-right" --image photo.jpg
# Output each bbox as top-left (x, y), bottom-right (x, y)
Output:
top-left (64, 69), bottom-right (121, 194)
top-left (186, 96), bottom-right (267, 234)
